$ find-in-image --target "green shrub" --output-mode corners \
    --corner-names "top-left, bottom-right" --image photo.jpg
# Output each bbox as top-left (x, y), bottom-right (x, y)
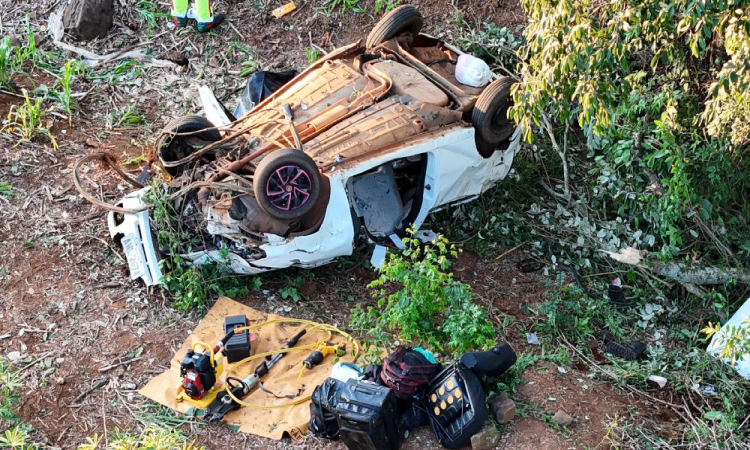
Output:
top-left (351, 233), bottom-right (495, 356)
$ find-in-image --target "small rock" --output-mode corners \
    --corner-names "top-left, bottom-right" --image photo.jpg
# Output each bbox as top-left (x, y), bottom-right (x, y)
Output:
top-left (55, 377), bottom-right (65, 385)
top-left (7, 351), bottom-right (21, 362)
top-left (489, 392), bottom-right (516, 424)
top-left (551, 409), bottom-right (574, 427)
top-left (55, 357), bottom-right (65, 365)
top-left (120, 382), bottom-right (137, 390)
top-left (470, 422), bottom-right (501, 450)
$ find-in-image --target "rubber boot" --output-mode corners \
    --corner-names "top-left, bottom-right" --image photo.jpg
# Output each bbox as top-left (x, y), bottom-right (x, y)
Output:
top-left (197, 13), bottom-right (224, 32)
top-left (171, 0), bottom-right (188, 27)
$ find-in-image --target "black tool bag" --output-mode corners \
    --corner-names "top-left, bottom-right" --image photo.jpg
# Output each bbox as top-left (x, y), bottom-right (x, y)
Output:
top-left (335, 379), bottom-right (402, 450)
top-left (309, 378), bottom-right (345, 439)
top-left (424, 363), bottom-right (487, 449)
top-left (459, 343), bottom-right (517, 378)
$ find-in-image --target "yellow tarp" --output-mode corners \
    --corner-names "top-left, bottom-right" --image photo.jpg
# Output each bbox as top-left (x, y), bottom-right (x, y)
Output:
top-left (139, 297), bottom-right (354, 440)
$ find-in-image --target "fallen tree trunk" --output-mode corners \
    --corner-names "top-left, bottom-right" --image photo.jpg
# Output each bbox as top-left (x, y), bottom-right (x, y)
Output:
top-left (604, 247), bottom-right (750, 285)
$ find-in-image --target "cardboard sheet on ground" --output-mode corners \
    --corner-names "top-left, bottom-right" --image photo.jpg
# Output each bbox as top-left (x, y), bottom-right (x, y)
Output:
top-left (139, 297), bottom-right (355, 440)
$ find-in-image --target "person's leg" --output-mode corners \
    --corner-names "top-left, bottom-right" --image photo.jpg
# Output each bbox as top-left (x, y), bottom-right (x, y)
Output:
top-left (170, 0), bottom-right (188, 27)
top-left (195, 0), bottom-right (224, 32)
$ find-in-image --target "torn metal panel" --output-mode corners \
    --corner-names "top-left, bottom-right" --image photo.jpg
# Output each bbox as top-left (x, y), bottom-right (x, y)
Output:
top-left (349, 163), bottom-right (404, 237)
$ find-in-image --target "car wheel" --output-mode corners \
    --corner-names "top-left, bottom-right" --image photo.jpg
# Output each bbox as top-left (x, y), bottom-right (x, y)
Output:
top-left (253, 148), bottom-right (322, 220)
top-left (472, 77), bottom-right (516, 154)
top-left (366, 5), bottom-right (423, 49)
top-left (157, 116), bottom-right (221, 176)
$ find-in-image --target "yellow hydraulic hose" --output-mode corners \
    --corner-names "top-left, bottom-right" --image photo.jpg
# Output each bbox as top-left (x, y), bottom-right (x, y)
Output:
top-left (220, 318), bottom-right (360, 410)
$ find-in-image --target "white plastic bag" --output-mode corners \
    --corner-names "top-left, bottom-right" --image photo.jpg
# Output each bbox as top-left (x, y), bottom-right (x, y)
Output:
top-left (455, 54), bottom-right (491, 88)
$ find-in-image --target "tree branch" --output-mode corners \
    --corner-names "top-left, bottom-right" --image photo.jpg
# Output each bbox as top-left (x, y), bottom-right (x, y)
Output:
top-left (605, 247), bottom-right (750, 285)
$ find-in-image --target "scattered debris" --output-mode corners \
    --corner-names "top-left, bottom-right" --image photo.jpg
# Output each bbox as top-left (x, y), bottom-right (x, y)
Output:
top-left (587, 340), bottom-right (607, 363)
top-left (526, 332), bottom-right (541, 345)
top-left (647, 375), bottom-right (667, 389)
top-left (62, 0), bottom-right (114, 41)
top-left (608, 278), bottom-right (633, 306)
top-left (470, 422), bottom-right (502, 450)
top-left (166, 51), bottom-right (190, 67)
top-left (602, 332), bottom-right (646, 361)
top-left (272, 2), bottom-right (297, 18)
top-left (551, 409), bottom-right (574, 427)
top-left (7, 351), bottom-right (22, 362)
top-left (71, 378), bottom-right (109, 406)
top-left (516, 258), bottom-right (543, 273)
top-left (489, 392), bottom-right (516, 424)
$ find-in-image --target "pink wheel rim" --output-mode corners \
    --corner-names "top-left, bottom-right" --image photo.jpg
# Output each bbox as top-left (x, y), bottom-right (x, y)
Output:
top-left (265, 165), bottom-right (313, 212)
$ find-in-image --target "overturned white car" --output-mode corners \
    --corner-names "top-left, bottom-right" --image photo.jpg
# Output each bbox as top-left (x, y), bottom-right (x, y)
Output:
top-left (107, 6), bottom-right (521, 285)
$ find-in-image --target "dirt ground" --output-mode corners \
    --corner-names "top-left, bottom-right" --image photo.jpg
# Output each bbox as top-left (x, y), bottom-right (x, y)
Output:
top-left (0, 1), bottom-right (678, 449)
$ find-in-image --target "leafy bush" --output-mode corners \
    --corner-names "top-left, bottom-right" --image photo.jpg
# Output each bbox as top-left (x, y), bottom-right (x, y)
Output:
top-left (351, 233), bottom-right (495, 356)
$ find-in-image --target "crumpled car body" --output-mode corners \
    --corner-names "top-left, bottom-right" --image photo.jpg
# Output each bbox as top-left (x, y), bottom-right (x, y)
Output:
top-left (108, 12), bottom-right (521, 286)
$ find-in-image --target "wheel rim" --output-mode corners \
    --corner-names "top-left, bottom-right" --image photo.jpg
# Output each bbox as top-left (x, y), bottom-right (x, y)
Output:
top-left (265, 165), bottom-right (313, 212)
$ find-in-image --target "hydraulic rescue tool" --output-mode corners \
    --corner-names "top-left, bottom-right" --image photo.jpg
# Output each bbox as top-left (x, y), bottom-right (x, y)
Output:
top-left (202, 329), bottom-right (307, 422)
top-left (176, 321), bottom-right (251, 408)
top-left (298, 342), bottom-right (346, 380)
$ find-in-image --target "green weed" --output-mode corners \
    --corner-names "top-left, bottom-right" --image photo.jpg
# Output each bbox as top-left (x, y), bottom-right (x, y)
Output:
top-left (108, 106), bottom-right (146, 128)
top-left (89, 60), bottom-right (144, 86)
top-left (374, 0), bottom-right (401, 14)
top-left (51, 60), bottom-right (76, 124)
top-left (4, 89), bottom-right (57, 149)
top-left (304, 46), bottom-right (322, 66)
top-left (136, 1), bottom-right (169, 37)
top-left (351, 232), bottom-right (495, 356)
top-left (0, 182), bottom-right (11, 196)
top-left (240, 59), bottom-right (260, 77)
top-left (280, 286), bottom-right (301, 302)
top-left (77, 427), bottom-right (202, 450)
top-left (0, 359), bottom-right (36, 449)
top-left (323, 0), bottom-right (362, 13)
top-left (122, 153), bottom-right (148, 166)
top-left (0, 37), bottom-right (18, 90)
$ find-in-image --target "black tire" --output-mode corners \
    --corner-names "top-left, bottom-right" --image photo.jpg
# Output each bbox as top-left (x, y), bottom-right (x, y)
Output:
top-left (253, 148), bottom-right (322, 220)
top-left (472, 77), bottom-right (516, 153)
top-left (156, 115), bottom-right (220, 176)
top-left (366, 5), bottom-right (423, 49)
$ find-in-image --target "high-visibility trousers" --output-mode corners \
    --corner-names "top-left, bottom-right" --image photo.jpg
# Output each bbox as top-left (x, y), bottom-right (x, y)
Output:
top-left (171, 0), bottom-right (214, 24)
